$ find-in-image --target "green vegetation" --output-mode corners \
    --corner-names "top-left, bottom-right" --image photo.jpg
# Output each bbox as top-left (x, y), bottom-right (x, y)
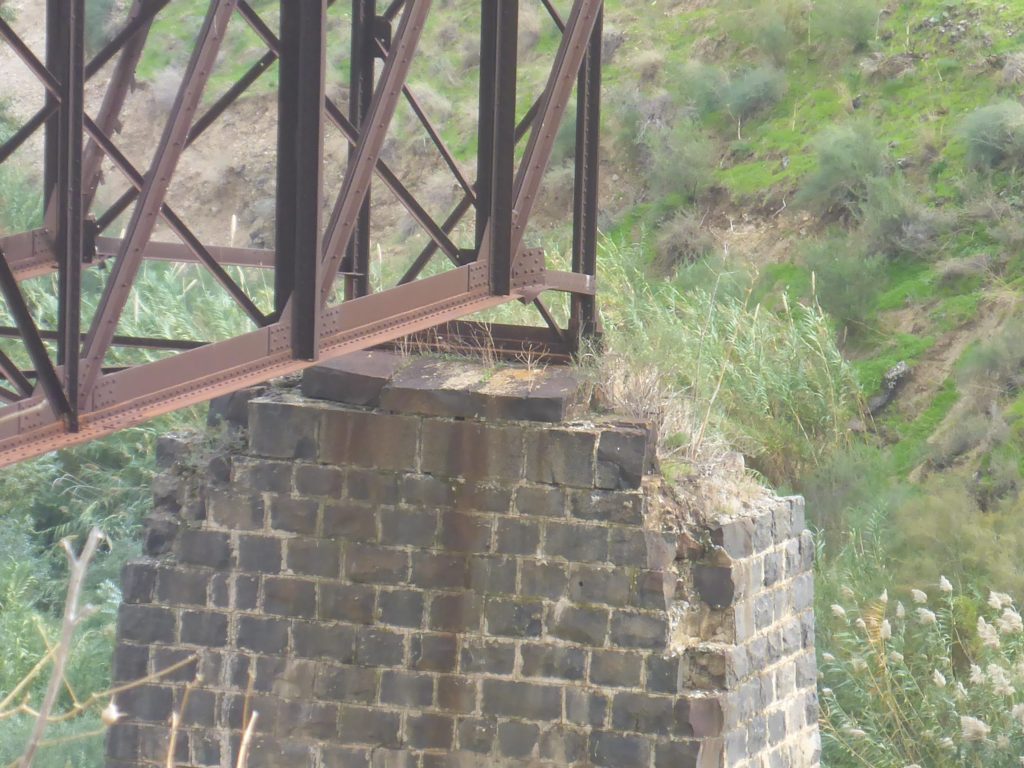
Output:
top-left (5, 0), bottom-right (1024, 763)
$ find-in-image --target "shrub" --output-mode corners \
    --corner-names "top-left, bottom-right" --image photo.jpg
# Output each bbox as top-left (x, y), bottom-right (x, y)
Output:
top-left (723, 66), bottom-right (787, 121)
top-left (802, 234), bottom-right (884, 331)
top-left (960, 101), bottom-right (1024, 171)
top-left (653, 210), bottom-right (717, 273)
top-left (821, 575), bottom-right (1024, 767)
top-left (645, 121), bottom-right (718, 204)
top-left (720, 0), bottom-right (805, 65)
top-left (929, 411), bottom-right (991, 467)
top-left (860, 175), bottom-right (946, 258)
top-left (813, 0), bottom-right (881, 52)
top-left (956, 318), bottom-right (1024, 395)
top-left (795, 122), bottom-right (888, 219)
top-left (674, 60), bottom-right (728, 119)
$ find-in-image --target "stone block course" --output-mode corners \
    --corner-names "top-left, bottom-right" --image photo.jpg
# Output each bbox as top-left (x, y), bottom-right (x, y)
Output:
top-left (110, 368), bottom-right (819, 768)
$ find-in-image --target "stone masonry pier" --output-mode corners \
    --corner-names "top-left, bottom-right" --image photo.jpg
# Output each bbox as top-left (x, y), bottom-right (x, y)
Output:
top-left (106, 353), bottom-right (821, 767)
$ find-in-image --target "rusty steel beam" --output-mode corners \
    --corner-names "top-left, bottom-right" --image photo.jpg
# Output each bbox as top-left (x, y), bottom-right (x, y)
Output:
top-left (487, 0), bottom-right (518, 296)
top-left (571, 5), bottom-right (602, 338)
top-left (56, 0), bottom-right (85, 430)
top-left (0, 262), bottom-right (554, 464)
top-left (345, 0), bottom-right (377, 300)
top-left (0, 0), bottom-right (605, 464)
top-left (320, 0), bottom-right (432, 304)
top-left (79, 0), bottom-right (239, 402)
top-left (277, 0), bottom-right (327, 358)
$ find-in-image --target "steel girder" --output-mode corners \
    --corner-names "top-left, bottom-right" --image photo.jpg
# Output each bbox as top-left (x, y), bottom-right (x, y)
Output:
top-left (0, 0), bottom-right (603, 466)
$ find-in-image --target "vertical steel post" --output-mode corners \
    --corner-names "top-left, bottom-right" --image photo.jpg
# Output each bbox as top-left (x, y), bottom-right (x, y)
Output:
top-left (44, 0), bottom-right (67, 231)
top-left (57, 0), bottom-right (85, 426)
top-left (284, 0), bottom-right (326, 359)
top-left (273, 0), bottom-right (298, 317)
top-left (346, 0), bottom-right (376, 300)
top-left (475, 0), bottom-right (497, 254)
top-left (488, 0), bottom-right (517, 296)
top-left (571, 4), bottom-right (601, 342)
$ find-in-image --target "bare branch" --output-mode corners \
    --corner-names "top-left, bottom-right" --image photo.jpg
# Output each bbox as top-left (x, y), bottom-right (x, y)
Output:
top-left (236, 711), bottom-right (259, 768)
top-left (18, 528), bottom-right (104, 768)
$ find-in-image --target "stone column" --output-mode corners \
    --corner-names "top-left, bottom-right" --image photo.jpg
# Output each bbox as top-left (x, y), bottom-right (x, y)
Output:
top-left (106, 353), bottom-right (820, 768)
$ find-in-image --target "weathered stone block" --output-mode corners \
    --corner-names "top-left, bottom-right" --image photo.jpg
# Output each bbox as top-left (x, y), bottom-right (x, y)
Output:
top-left (177, 529), bottom-right (231, 569)
top-left (112, 643), bottom-right (148, 683)
top-left (122, 562), bottom-right (157, 604)
top-left (380, 670), bottom-right (434, 707)
top-left (569, 564), bottom-right (632, 607)
top-left (596, 425), bottom-right (655, 490)
top-left (379, 507), bottom-right (436, 547)
top-left (568, 489), bottom-right (644, 526)
top-left (458, 718), bottom-right (495, 752)
top-left (611, 692), bottom-right (675, 735)
top-left (269, 496), bottom-right (319, 535)
top-left (539, 726), bottom-right (587, 763)
top-left (286, 537), bottom-right (341, 578)
top-left (292, 621), bottom-right (355, 663)
top-left (439, 511), bottom-right (494, 553)
top-left (118, 604), bottom-right (176, 645)
top-left (495, 518), bottom-right (540, 555)
top-left (609, 611), bottom-right (668, 650)
top-left (547, 604), bottom-right (609, 646)
top-left (411, 633), bottom-right (457, 672)
top-left (525, 429), bottom-right (596, 487)
top-left (237, 535), bottom-right (282, 574)
top-left (208, 487), bottom-right (265, 530)
top-left (408, 713), bottom-right (455, 750)
top-left (346, 468), bottom-right (400, 505)
top-left (238, 616), bottom-right (289, 655)
top-left (589, 731), bottom-right (651, 768)
top-left (497, 720), bottom-right (540, 758)
top-left (461, 639), bottom-right (515, 675)
top-left (468, 555), bottom-right (517, 595)
top-left (654, 740), bottom-right (700, 768)
top-left (514, 484), bottom-right (565, 517)
top-left (302, 351), bottom-right (403, 407)
top-left (429, 592), bottom-right (482, 633)
top-left (264, 576), bottom-right (316, 618)
top-left (421, 419), bottom-right (524, 480)
top-left (378, 589), bottom-right (425, 628)
top-left (438, 676), bottom-right (478, 713)
top-left (323, 502), bottom-right (377, 542)
top-left (520, 643), bottom-right (586, 681)
top-left (645, 655), bottom-right (681, 694)
top-left (485, 597), bottom-right (543, 637)
top-left (249, 399), bottom-right (319, 460)
top-left (320, 408), bottom-right (420, 472)
top-left (346, 544), bottom-right (408, 585)
top-left (336, 705), bottom-right (401, 748)
top-left (566, 689), bottom-right (608, 728)
top-left (401, 473), bottom-right (457, 507)
top-left (355, 627), bottom-right (406, 667)
top-left (315, 664), bottom-right (378, 704)
top-left (590, 650), bottom-right (643, 688)
top-left (295, 464), bottom-right (344, 497)
top-left (481, 680), bottom-right (561, 720)
top-left (180, 611), bottom-right (228, 647)
top-left (693, 564), bottom-right (738, 609)
top-left (545, 521), bottom-right (608, 562)
top-left (520, 560), bottom-right (569, 600)
top-left (411, 551), bottom-right (469, 590)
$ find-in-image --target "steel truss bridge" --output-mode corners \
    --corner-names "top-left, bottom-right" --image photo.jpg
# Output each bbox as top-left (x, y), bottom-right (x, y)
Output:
top-left (0, 0), bottom-right (603, 465)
